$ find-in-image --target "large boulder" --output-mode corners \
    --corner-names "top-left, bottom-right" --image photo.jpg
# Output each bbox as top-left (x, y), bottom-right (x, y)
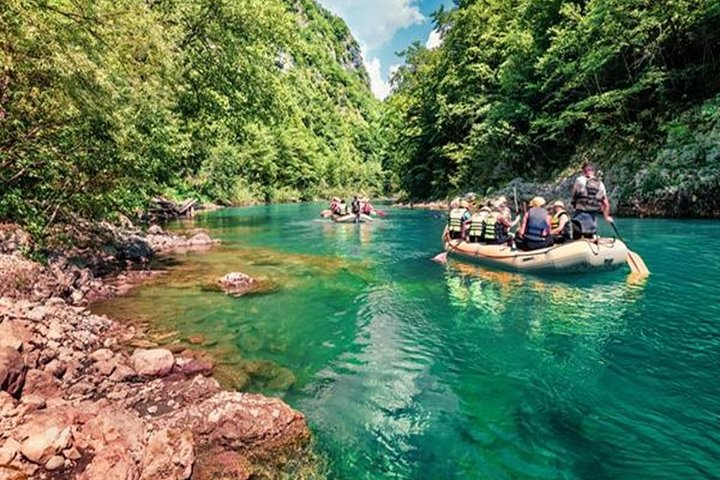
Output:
top-left (0, 348), bottom-right (26, 398)
top-left (131, 349), bottom-right (174, 378)
top-left (15, 410), bottom-right (75, 465)
top-left (21, 369), bottom-right (62, 399)
top-left (155, 392), bottom-right (309, 454)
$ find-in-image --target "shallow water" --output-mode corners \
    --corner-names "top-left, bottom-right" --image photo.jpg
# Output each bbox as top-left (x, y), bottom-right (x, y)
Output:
top-left (95, 203), bottom-right (720, 479)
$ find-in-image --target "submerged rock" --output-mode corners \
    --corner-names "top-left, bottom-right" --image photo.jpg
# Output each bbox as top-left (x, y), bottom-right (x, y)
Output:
top-left (217, 272), bottom-right (279, 297)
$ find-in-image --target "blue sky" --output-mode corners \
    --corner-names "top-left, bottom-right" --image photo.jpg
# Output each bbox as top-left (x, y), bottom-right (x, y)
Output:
top-left (316, 0), bottom-right (453, 99)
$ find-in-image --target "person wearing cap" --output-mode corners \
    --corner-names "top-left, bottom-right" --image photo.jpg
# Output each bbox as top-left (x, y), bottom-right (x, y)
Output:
top-left (467, 204), bottom-right (492, 243)
top-left (550, 200), bottom-right (572, 244)
top-left (517, 196), bottom-right (553, 251)
top-left (447, 200), bottom-right (472, 240)
top-left (571, 163), bottom-right (613, 238)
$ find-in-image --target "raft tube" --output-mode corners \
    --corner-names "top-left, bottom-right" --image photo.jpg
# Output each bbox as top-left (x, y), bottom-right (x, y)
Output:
top-left (333, 213), bottom-right (374, 223)
top-left (444, 237), bottom-right (628, 274)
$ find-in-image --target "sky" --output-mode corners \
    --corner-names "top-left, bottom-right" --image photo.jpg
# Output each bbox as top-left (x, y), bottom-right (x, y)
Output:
top-left (316, 0), bottom-right (453, 99)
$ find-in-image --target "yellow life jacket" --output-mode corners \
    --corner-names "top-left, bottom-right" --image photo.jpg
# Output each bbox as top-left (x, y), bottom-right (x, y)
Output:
top-left (481, 214), bottom-right (499, 241)
top-left (448, 208), bottom-right (466, 233)
top-left (551, 210), bottom-right (571, 238)
top-left (468, 212), bottom-right (488, 237)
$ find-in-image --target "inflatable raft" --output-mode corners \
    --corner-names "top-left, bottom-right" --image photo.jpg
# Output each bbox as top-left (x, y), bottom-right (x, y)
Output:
top-left (333, 213), bottom-right (374, 223)
top-left (443, 237), bottom-right (628, 274)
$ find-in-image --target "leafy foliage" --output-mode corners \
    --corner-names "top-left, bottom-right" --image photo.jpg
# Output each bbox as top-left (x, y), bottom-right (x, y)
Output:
top-left (385, 0), bottom-right (720, 202)
top-left (0, 0), bottom-right (382, 232)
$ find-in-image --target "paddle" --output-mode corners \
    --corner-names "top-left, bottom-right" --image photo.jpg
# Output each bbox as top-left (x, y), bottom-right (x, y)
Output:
top-left (432, 230), bottom-right (452, 264)
top-left (609, 221), bottom-right (650, 276)
top-left (375, 210), bottom-right (387, 217)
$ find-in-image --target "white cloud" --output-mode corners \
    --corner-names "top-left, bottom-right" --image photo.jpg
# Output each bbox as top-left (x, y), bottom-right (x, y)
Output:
top-left (318, 0), bottom-right (425, 49)
top-left (426, 29), bottom-right (442, 49)
top-left (365, 57), bottom-right (392, 100)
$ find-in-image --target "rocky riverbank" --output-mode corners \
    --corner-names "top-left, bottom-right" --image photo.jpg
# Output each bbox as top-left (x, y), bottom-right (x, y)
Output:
top-left (0, 223), bottom-right (312, 479)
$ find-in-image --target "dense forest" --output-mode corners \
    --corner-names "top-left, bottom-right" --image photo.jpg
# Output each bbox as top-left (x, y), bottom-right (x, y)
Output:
top-left (0, 0), bottom-right (382, 234)
top-left (3, 0), bottom-right (720, 234)
top-left (384, 0), bottom-right (720, 215)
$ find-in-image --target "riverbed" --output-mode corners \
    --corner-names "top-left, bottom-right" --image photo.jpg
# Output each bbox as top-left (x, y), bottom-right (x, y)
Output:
top-left (94, 203), bottom-right (720, 479)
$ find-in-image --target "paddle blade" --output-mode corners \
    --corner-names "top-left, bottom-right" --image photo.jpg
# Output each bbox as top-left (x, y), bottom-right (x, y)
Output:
top-left (627, 250), bottom-right (650, 276)
top-left (432, 252), bottom-right (448, 264)
top-left (376, 210), bottom-right (387, 217)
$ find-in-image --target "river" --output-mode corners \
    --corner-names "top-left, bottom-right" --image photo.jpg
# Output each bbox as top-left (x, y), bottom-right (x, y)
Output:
top-left (94, 203), bottom-right (720, 479)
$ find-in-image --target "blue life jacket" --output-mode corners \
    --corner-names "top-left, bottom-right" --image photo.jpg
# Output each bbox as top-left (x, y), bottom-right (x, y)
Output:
top-left (525, 207), bottom-right (549, 242)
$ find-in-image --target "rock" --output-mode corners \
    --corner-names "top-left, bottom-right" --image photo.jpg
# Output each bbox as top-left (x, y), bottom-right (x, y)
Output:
top-left (174, 353), bottom-right (213, 378)
top-left (19, 394), bottom-right (46, 414)
top-left (62, 447), bottom-right (81, 460)
top-left (89, 348), bottom-right (114, 363)
top-left (193, 450), bottom-right (251, 480)
top-left (44, 359), bottom-right (67, 379)
top-left (0, 321), bottom-right (29, 351)
top-left (44, 454), bottom-right (64, 471)
top-left (188, 232), bottom-right (212, 246)
top-left (187, 334), bottom-right (205, 345)
top-left (147, 225), bottom-right (163, 235)
top-left (0, 466), bottom-right (26, 480)
top-left (78, 407), bottom-right (145, 480)
top-left (156, 392), bottom-right (309, 454)
top-left (109, 364), bottom-right (136, 383)
top-left (0, 438), bottom-right (20, 466)
top-left (131, 349), bottom-right (174, 378)
top-left (139, 429), bottom-right (194, 480)
top-left (218, 272), bottom-right (256, 296)
top-left (19, 425), bottom-right (72, 464)
top-left (0, 348), bottom-right (26, 398)
top-left (94, 359), bottom-right (117, 377)
top-left (0, 396), bottom-right (17, 420)
top-left (21, 369), bottom-right (62, 399)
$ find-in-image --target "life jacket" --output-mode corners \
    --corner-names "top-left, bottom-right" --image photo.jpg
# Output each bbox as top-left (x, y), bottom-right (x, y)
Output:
top-left (362, 202), bottom-right (373, 215)
top-left (525, 207), bottom-right (549, 242)
top-left (551, 210), bottom-right (571, 239)
top-left (330, 201), bottom-right (341, 214)
top-left (468, 212), bottom-right (488, 237)
top-left (448, 208), bottom-right (467, 233)
top-left (573, 176), bottom-right (604, 213)
top-left (351, 200), bottom-right (361, 214)
top-left (481, 213), bottom-right (504, 241)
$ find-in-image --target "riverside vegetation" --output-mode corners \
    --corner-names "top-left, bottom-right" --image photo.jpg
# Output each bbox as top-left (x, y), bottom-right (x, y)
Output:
top-left (2, 0), bottom-right (720, 239)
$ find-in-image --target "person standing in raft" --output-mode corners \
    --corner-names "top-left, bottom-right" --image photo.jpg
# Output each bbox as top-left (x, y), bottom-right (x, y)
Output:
top-left (447, 200), bottom-right (472, 240)
top-left (571, 163), bottom-right (614, 238)
top-left (550, 200), bottom-right (572, 244)
top-left (517, 197), bottom-right (553, 251)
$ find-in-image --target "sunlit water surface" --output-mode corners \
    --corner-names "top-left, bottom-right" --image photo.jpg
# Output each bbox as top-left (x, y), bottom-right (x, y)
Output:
top-left (94, 203), bottom-right (720, 479)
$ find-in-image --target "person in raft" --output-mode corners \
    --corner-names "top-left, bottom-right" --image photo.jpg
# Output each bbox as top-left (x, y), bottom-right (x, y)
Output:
top-left (467, 205), bottom-right (491, 243)
top-left (550, 200), bottom-right (572, 244)
top-left (351, 196), bottom-right (362, 216)
top-left (447, 199), bottom-right (472, 240)
top-left (329, 197), bottom-right (341, 215)
top-left (480, 202), bottom-right (517, 245)
top-left (517, 196), bottom-right (553, 251)
top-left (571, 163), bottom-right (614, 238)
top-left (361, 197), bottom-right (375, 215)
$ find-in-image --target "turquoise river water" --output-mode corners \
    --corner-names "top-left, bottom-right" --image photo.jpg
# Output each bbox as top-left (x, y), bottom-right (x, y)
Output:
top-left (95, 203), bottom-right (720, 479)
